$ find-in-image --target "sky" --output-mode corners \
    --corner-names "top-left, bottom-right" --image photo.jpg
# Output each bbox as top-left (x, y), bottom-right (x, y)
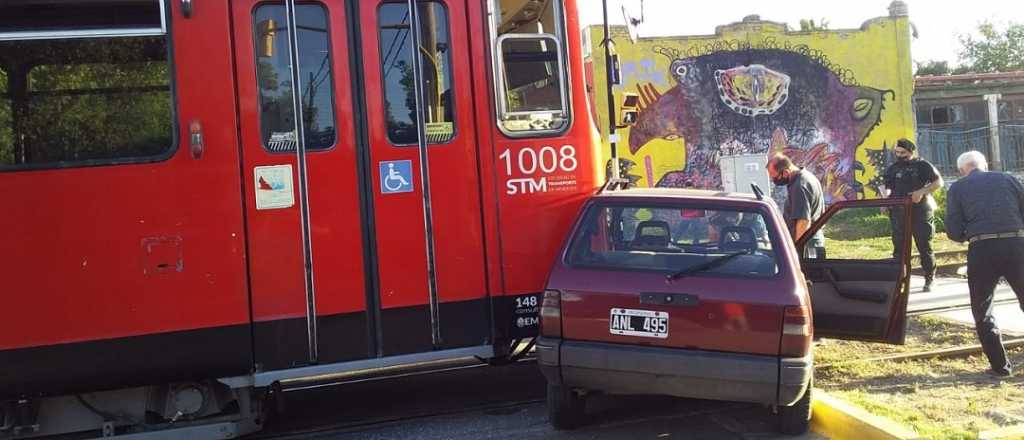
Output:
top-left (578, 0), bottom-right (1020, 67)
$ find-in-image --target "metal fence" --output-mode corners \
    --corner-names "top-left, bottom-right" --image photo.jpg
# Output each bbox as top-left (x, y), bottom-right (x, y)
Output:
top-left (919, 123), bottom-right (1024, 175)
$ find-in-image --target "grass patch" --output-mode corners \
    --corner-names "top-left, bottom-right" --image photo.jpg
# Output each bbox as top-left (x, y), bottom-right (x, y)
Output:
top-left (816, 316), bottom-right (1024, 439)
top-left (825, 208), bottom-right (891, 241)
top-left (832, 389), bottom-right (981, 440)
top-left (822, 193), bottom-right (967, 262)
top-left (823, 231), bottom-right (966, 261)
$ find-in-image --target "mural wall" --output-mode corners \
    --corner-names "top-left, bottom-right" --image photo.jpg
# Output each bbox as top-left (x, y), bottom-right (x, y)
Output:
top-left (585, 5), bottom-right (915, 201)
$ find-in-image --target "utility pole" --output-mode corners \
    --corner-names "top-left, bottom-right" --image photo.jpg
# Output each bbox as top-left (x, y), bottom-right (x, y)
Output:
top-left (984, 93), bottom-right (1002, 171)
top-left (602, 0), bottom-right (620, 181)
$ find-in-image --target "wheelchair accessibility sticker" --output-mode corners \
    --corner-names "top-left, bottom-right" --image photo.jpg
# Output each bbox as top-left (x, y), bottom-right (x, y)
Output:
top-left (380, 160), bottom-right (414, 194)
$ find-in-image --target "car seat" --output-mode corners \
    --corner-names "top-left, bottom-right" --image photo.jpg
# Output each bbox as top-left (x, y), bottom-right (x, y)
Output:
top-left (718, 225), bottom-right (757, 253)
top-left (632, 220), bottom-right (671, 249)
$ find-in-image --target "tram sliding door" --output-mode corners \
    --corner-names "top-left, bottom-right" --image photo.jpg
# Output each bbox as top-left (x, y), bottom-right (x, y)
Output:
top-left (358, 0), bottom-right (490, 355)
top-left (233, 0), bottom-right (490, 370)
top-left (232, 0), bottom-right (371, 370)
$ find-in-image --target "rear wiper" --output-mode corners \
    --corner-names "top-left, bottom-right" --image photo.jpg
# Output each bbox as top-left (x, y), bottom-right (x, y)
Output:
top-left (666, 250), bottom-right (751, 281)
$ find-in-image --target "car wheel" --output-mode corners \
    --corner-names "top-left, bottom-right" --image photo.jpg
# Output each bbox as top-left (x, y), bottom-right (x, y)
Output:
top-left (547, 383), bottom-right (585, 430)
top-left (778, 377), bottom-right (813, 435)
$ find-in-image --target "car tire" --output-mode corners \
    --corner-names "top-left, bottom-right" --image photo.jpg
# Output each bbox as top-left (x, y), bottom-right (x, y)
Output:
top-left (547, 383), bottom-right (585, 430)
top-left (778, 377), bottom-right (813, 435)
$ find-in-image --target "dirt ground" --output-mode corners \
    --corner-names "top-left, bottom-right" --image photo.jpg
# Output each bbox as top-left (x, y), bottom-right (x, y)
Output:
top-left (816, 316), bottom-right (1024, 440)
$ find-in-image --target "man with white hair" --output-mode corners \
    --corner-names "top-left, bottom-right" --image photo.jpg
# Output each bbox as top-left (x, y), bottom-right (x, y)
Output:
top-left (945, 150), bottom-right (1024, 378)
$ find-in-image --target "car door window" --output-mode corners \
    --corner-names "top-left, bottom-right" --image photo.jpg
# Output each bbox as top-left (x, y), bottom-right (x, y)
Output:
top-left (816, 206), bottom-right (899, 261)
top-left (799, 200), bottom-right (912, 344)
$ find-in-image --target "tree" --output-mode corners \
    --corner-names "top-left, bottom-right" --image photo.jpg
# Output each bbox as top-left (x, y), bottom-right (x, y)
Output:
top-left (799, 18), bottom-right (829, 32)
top-left (958, 21), bottom-right (1024, 73)
top-left (915, 60), bottom-right (950, 76)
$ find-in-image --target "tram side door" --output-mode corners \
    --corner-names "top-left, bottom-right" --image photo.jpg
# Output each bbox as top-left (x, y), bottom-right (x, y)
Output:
top-left (356, 0), bottom-right (490, 356)
top-left (232, 1), bottom-right (372, 370)
top-left (232, 0), bottom-right (490, 371)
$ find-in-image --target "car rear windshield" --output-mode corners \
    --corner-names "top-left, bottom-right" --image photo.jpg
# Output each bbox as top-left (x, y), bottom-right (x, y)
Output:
top-left (566, 204), bottom-right (780, 278)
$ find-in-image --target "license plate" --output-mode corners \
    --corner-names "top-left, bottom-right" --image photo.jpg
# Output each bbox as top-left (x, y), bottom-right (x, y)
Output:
top-left (609, 308), bottom-right (668, 338)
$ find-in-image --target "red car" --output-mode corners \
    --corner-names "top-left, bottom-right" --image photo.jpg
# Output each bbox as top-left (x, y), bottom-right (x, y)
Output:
top-left (537, 188), bottom-right (912, 434)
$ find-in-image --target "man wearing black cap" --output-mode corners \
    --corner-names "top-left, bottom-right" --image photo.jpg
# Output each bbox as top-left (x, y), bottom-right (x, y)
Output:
top-left (883, 138), bottom-right (944, 292)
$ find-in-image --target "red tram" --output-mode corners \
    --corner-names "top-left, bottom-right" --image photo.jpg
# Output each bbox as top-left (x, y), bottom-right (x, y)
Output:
top-left (0, 0), bottom-right (600, 436)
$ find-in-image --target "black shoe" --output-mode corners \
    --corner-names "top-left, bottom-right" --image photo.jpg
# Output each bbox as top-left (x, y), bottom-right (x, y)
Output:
top-left (988, 368), bottom-right (1013, 378)
top-left (923, 277), bottom-right (934, 292)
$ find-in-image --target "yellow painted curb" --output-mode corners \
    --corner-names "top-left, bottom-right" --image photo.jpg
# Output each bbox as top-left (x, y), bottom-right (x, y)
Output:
top-left (811, 390), bottom-right (923, 440)
top-left (979, 425), bottom-right (1024, 440)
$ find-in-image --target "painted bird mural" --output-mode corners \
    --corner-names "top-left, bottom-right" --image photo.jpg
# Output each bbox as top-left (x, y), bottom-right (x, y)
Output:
top-left (628, 46), bottom-right (894, 201)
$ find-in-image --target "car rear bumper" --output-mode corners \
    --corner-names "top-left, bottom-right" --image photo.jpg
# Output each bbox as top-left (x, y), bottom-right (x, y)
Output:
top-left (537, 337), bottom-right (811, 406)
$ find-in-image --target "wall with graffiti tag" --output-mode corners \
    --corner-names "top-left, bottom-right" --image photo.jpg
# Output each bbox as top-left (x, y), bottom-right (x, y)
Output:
top-left (585, 4), bottom-right (915, 201)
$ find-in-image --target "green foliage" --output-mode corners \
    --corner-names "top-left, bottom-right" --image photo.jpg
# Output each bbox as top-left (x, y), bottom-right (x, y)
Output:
top-left (822, 188), bottom-right (950, 243)
top-left (933, 187), bottom-right (948, 234)
top-left (0, 68), bottom-right (11, 165)
top-left (798, 18), bottom-right (829, 31)
top-left (1, 36), bottom-right (173, 166)
top-left (825, 207), bottom-right (891, 240)
top-left (836, 391), bottom-right (978, 440)
top-left (915, 60), bottom-right (950, 76)
top-left (958, 21), bottom-right (1024, 73)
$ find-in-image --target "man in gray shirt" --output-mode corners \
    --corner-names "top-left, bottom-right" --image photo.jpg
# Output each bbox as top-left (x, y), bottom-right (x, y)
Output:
top-left (767, 153), bottom-right (825, 258)
top-left (945, 151), bottom-right (1024, 377)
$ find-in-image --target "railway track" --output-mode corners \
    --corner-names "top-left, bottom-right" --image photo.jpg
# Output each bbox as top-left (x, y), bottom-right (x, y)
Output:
top-left (254, 357), bottom-right (544, 439)
top-left (909, 297), bottom-right (1019, 316)
top-left (258, 396), bottom-right (543, 439)
top-left (910, 249), bottom-right (968, 277)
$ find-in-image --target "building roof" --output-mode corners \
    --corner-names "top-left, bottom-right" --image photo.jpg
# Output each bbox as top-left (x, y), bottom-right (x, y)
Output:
top-left (916, 71), bottom-right (1024, 90)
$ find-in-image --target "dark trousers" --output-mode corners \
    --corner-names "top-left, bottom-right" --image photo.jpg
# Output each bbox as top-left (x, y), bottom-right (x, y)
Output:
top-left (967, 237), bottom-right (1024, 373)
top-left (890, 206), bottom-right (935, 279)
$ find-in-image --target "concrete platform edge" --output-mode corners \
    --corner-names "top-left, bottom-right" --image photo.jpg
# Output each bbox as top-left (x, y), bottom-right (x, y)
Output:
top-left (979, 424), bottom-right (1024, 440)
top-left (811, 389), bottom-right (923, 440)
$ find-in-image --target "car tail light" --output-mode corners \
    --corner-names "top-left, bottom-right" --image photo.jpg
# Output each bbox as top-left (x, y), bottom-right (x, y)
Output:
top-left (539, 289), bottom-right (562, 338)
top-left (780, 306), bottom-right (811, 357)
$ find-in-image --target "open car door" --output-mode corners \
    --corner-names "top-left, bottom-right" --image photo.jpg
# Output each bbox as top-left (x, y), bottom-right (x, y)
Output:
top-left (796, 197), bottom-right (913, 344)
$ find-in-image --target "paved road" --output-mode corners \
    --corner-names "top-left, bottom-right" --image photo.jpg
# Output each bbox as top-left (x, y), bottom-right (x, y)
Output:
top-left (260, 361), bottom-right (824, 440)
top-left (908, 275), bottom-right (1024, 332)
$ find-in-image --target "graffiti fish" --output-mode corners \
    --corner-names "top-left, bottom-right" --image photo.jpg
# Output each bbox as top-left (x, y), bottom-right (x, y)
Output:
top-left (628, 48), bottom-right (894, 200)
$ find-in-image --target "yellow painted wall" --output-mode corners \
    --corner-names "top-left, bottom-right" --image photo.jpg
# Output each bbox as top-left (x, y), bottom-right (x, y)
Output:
top-left (585, 8), bottom-right (915, 200)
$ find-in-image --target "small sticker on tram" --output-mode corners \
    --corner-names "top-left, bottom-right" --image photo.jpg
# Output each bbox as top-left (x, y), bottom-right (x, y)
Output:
top-left (254, 165), bottom-right (295, 210)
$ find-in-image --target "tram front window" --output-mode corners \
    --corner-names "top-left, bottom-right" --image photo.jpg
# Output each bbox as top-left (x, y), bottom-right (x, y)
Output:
top-left (492, 0), bottom-right (570, 135)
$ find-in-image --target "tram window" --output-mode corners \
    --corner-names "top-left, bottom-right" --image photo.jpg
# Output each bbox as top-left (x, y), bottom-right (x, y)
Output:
top-left (492, 0), bottom-right (570, 135)
top-left (1, 69), bottom-right (11, 165)
top-left (377, 2), bottom-right (456, 146)
top-left (253, 4), bottom-right (337, 153)
top-left (0, 1), bottom-right (162, 34)
top-left (0, 0), bottom-right (173, 170)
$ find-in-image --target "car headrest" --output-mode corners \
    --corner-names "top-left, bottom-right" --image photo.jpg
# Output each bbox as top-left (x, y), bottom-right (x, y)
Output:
top-left (719, 225), bottom-right (757, 252)
top-left (633, 220), bottom-right (671, 248)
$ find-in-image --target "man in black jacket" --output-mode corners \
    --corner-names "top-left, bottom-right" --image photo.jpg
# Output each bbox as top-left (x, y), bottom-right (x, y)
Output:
top-left (883, 139), bottom-right (944, 292)
top-left (946, 150), bottom-right (1024, 378)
